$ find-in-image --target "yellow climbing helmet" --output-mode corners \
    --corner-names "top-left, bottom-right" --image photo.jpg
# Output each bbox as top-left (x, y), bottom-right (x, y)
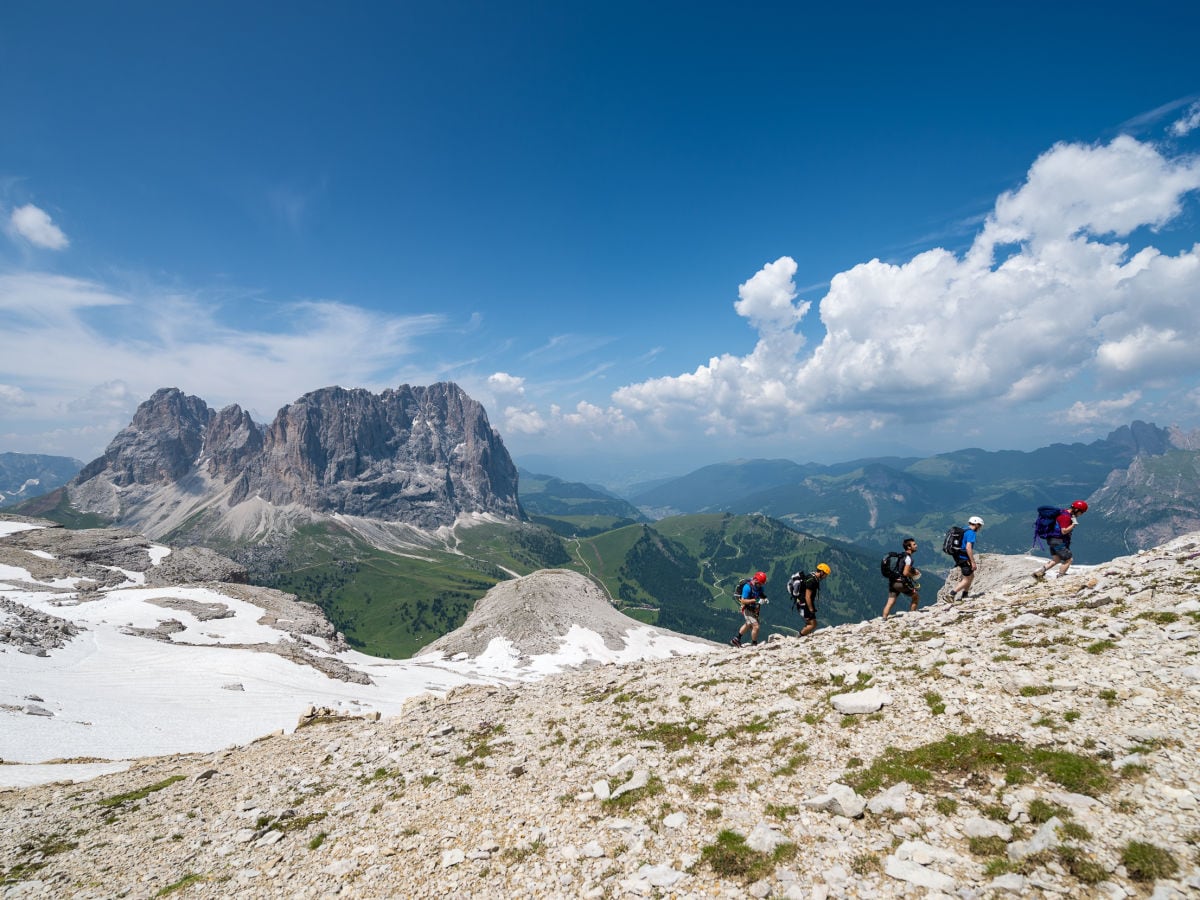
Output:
top-left (816, 563), bottom-right (831, 575)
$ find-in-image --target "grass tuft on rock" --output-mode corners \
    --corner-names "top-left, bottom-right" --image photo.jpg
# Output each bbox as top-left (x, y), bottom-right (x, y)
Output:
top-left (844, 731), bottom-right (1112, 797)
top-left (1121, 840), bottom-right (1178, 882)
top-left (700, 829), bottom-right (797, 883)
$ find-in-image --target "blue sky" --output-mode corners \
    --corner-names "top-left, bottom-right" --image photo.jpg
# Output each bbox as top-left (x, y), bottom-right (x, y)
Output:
top-left (2, 2), bottom-right (1199, 487)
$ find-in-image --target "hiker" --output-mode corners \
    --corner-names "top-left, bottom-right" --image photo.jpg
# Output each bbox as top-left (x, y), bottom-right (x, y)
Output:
top-left (947, 516), bottom-right (984, 601)
top-left (1033, 501), bottom-right (1088, 580)
top-left (882, 538), bottom-right (921, 620)
top-left (730, 571), bottom-right (767, 647)
top-left (794, 563), bottom-right (830, 637)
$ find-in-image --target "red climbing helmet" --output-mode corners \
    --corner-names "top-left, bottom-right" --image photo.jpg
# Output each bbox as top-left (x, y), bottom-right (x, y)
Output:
top-left (753, 571), bottom-right (767, 584)
top-left (1071, 500), bottom-right (1089, 513)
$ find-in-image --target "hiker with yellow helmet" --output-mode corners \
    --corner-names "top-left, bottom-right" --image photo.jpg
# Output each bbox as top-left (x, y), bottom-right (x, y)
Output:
top-left (787, 563), bottom-right (831, 637)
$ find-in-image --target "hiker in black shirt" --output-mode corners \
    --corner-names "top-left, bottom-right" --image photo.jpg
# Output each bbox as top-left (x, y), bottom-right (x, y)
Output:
top-left (882, 538), bottom-right (921, 620)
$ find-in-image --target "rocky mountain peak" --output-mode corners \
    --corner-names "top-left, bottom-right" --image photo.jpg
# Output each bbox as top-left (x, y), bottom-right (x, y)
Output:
top-left (1104, 420), bottom-right (1171, 457)
top-left (69, 382), bottom-right (521, 534)
top-left (76, 387), bottom-right (214, 487)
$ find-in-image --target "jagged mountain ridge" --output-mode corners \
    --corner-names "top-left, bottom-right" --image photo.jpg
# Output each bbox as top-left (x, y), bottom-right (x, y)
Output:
top-left (66, 383), bottom-right (521, 539)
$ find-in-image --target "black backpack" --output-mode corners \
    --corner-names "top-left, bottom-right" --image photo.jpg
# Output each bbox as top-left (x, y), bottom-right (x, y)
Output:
top-left (880, 552), bottom-right (905, 581)
top-left (734, 578), bottom-right (752, 600)
top-left (942, 526), bottom-right (965, 557)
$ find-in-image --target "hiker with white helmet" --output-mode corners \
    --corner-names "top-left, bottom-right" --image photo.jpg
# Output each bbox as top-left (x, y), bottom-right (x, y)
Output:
top-left (944, 516), bottom-right (984, 602)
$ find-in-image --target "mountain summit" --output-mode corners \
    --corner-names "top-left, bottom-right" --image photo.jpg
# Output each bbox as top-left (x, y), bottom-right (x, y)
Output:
top-left (66, 383), bottom-right (521, 538)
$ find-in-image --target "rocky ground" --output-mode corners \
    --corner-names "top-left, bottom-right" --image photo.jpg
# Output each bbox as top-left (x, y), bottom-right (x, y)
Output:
top-left (2, 536), bottom-right (1200, 899)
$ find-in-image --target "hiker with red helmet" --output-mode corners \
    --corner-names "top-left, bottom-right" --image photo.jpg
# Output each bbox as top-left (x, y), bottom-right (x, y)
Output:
top-left (730, 571), bottom-right (768, 647)
top-left (1033, 500), bottom-right (1089, 580)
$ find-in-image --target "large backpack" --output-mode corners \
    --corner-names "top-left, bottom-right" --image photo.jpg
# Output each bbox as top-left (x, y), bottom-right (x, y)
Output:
top-left (787, 572), bottom-right (805, 599)
top-left (942, 526), bottom-right (966, 558)
top-left (1032, 506), bottom-right (1067, 549)
top-left (733, 578), bottom-right (751, 600)
top-left (880, 552), bottom-right (905, 581)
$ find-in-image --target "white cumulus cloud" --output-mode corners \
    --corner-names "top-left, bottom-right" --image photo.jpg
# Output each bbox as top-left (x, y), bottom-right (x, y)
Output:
top-left (609, 135), bottom-right (1200, 442)
top-left (1065, 392), bottom-right (1143, 426)
top-left (8, 204), bottom-right (69, 250)
top-left (488, 372), bottom-right (526, 396)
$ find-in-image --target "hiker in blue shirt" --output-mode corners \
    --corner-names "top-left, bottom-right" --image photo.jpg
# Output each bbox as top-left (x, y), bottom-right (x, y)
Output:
top-left (730, 571), bottom-right (767, 647)
top-left (947, 516), bottom-right (983, 602)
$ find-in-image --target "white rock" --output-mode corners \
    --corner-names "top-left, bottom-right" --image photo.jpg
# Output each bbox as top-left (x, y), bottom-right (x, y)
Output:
top-left (1008, 816), bottom-right (1061, 859)
top-left (745, 823), bottom-right (787, 852)
top-left (803, 783), bottom-right (865, 818)
top-left (323, 858), bottom-right (356, 876)
top-left (636, 864), bottom-right (685, 887)
top-left (608, 754), bottom-right (637, 776)
top-left (884, 855), bottom-right (956, 891)
top-left (609, 769), bottom-right (649, 799)
top-left (964, 816), bottom-right (1012, 840)
top-left (989, 872), bottom-right (1028, 893)
top-left (867, 781), bottom-right (910, 815)
top-left (831, 687), bottom-right (890, 714)
top-left (895, 839), bottom-right (960, 865)
top-left (1013, 613), bottom-right (1054, 627)
top-left (1159, 785), bottom-right (1197, 809)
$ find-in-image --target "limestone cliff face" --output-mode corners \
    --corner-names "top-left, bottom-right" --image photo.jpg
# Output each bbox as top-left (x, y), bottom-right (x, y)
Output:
top-left (69, 383), bottom-right (521, 532)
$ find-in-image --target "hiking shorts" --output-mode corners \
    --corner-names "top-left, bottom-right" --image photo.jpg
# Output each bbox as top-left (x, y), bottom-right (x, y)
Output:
top-left (954, 557), bottom-right (973, 575)
top-left (741, 606), bottom-right (760, 625)
top-left (1047, 539), bottom-right (1072, 562)
top-left (800, 604), bottom-right (817, 621)
top-left (889, 579), bottom-right (915, 597)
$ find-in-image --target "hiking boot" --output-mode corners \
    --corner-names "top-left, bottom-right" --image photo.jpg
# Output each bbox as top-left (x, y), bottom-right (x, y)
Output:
top-left (1031, 569), bottom-right (1044, 581)
top-left (729, 637), bottom-right (741, 647)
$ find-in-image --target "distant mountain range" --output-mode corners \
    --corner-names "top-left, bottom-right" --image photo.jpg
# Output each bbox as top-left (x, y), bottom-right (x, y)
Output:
top-left (0, 452), bottom-right (83, 506)
top-left (618, 421), bottom-right (1199, 564)
top-left (6, 396), bottom-right (1200, 655)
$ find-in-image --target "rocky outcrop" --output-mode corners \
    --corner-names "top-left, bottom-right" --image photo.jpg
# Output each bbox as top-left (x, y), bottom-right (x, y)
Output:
top-left (418, 569), bottom-right (716, 661)
top-left (68, 383), bottom-right (521, 536)
top-left (1089, 451), bottom-right (1200, 551)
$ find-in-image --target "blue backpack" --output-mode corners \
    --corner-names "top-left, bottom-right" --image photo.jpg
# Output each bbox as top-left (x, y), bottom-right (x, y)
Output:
top-left (1032, 506), bottom-right (1067, 549)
